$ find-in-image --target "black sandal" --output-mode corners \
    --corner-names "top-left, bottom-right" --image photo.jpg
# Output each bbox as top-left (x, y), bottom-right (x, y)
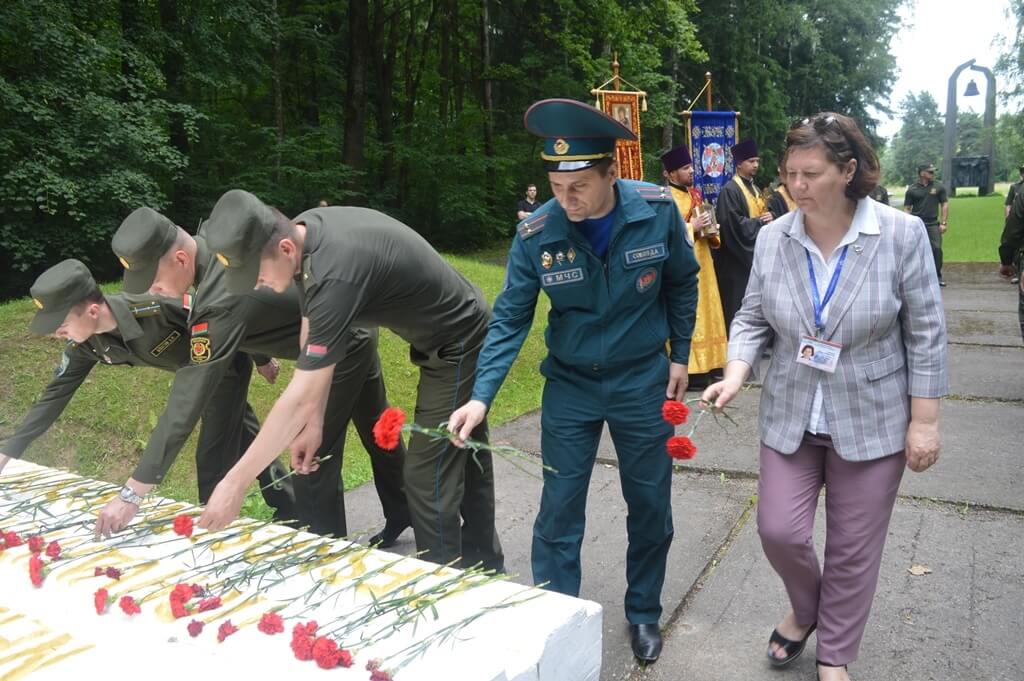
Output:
top-left (816, 660), bottom-right (848, 680)
top-left (765, 622), bottom-right (817, 667)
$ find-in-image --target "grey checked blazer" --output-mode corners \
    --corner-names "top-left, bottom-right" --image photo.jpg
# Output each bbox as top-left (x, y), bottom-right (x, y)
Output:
top-left (728, 199), bottom-right (948, 461)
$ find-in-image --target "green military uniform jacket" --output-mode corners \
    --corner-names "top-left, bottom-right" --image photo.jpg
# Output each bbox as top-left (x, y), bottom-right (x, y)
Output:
top-left (289, 206), bottom-right (489, 371)
top-left (1, 294), bottom-right (190, 458)
top-left (471, 179), bottom-right (700, 407)
top-left (130, 230), bottom-right (306, 485)
top-left (903, 180), bottom-right (948, 226)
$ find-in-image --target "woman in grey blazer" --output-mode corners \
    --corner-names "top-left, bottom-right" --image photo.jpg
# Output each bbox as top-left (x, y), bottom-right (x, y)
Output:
top-left (703, 113), bottom-right (947, 681)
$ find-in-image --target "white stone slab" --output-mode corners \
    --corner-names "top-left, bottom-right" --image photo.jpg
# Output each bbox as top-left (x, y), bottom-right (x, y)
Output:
top-left (0, 460), bottom-right (602, 681)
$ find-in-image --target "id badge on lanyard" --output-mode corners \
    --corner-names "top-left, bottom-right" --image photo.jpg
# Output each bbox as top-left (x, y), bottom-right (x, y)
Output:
top-left (796, 246), bottom-right (847, 374)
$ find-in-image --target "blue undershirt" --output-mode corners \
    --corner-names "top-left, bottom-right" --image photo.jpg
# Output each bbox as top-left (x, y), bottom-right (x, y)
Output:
top-left (576, 203), bottom-right (618, 259)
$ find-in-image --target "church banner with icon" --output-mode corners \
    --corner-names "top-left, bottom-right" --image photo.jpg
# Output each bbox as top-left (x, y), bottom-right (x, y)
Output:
top-left (597, 92), bottom-right (643, 180)
top-left (687, 111), bottom-right (737, 204)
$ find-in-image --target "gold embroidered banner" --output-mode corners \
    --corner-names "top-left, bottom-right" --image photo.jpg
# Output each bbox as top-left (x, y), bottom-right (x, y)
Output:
top-left (591, 56), bottom-right (646, 181)
top-left (598, 92), bottom-right (643, 180)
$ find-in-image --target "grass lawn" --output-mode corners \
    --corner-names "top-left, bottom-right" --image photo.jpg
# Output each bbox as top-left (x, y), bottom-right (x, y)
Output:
top-left (0, 248), bottom-right (548, 520)
top-left (886, 186), bottom-right (1005, 263)
top-left (939, 194), bottom-right (1005, 262)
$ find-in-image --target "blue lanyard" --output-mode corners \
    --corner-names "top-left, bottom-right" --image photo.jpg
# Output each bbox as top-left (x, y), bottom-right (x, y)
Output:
top-left (806, 246), bottom-right (848, 335)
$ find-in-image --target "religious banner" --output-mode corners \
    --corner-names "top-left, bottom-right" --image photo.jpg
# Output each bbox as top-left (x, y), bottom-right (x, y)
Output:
top-left (687, 111), bottom-right (738, 205)
top-left (591, 56), bottom-right (646, 180)
top-left (598, 91), bottom-right (643, 180)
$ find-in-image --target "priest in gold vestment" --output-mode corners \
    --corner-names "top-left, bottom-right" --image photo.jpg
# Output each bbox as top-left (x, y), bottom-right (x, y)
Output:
top-left (661, 145), bottom-right (727, 382)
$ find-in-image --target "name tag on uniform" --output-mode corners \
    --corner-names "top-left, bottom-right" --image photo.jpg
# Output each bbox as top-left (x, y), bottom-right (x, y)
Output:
top-left (624, 243), bottom-right (666, 266)
top-left (796, 335), bottom-right (842, 373)
top-left (541, 267), bottom-right (584, 286)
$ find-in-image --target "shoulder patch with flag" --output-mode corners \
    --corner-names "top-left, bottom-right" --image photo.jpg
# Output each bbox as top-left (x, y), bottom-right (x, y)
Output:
top-left (191, 322), bottom-right (209, 337)
top-left (306, 344), bottom-right (328, 359)
top-left (183, 293), bottom-right (193, 311)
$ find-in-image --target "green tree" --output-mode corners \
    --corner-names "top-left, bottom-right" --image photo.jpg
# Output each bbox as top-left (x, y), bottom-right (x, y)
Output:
top-left (884, 91), bottom-right (944, 186)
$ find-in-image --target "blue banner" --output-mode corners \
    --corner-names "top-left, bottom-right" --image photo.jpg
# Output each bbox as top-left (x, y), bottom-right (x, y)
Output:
top-left (689, 111), bottom-right (737, 205)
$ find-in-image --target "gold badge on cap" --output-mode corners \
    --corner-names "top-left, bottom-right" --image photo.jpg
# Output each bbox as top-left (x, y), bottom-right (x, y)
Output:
top-left (553, 139), bottom-right (570, 155)
top-left (541, 251), bottom-right (553, 270)
top-left (32, 297), bottom-right (44, 310)
top-left (118, 256), bottom-right (131, 270)
top-left (216, 253), bottom-right (231, 267)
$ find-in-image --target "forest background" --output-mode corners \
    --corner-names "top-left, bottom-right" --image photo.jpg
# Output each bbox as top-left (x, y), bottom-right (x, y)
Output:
top-left (3, 0), bottom-right (1024, 299)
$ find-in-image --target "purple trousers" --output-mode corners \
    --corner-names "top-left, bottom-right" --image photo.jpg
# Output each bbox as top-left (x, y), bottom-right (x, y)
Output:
top-left (757, 433), bottom-right (905, 666)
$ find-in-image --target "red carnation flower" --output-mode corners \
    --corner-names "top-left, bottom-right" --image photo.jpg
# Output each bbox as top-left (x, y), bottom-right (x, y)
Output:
top-left (291, 635), bottom-right (314, 661)
top-left (372, 407), bottom-right (407, 451)
top-left (292, 620), bottom-right (318, 638)
top-left (119, 595), bottom-right (142, 616)
top-left (45, 540), bottom-right (61, 560)
top-left (190, 583), bottom-right (205, 597)
top-left (197, 596), bottom-right (221, 613)
top-left (27, 535), bottom-right (45, 554)
top-left (366, 660), bottom-right (382, 672)
top-left (311, 636), bottom-right (341, 669)
top-left (29, 554), bottom-right (46, 587)
top-left (172, 514), bottom-right (194, 538)
top-left (666, 435), bottom-right (697, 460)
top-left (370, 670), bottom-right (394, 681)
top-left (94, 588), bottom-right (111, 615)
top-left (217, 620), bottom-right (239, 643)
top-left (3, 531), bottom-right (23, 548)
top-left (337, 648), bottom-right (353, 668)
top-left (662, 400), bottom-right (690, 426)
top-left (94, 567), bottom-right (104, 577)
top-left (172, 583), bottom-right (194, 601)
top-left (187, 619), bottom-right (205, 637)
top-left (105, 566), bottom-right (122, 580)
top-left (258, 612), bottom-right (285, 635)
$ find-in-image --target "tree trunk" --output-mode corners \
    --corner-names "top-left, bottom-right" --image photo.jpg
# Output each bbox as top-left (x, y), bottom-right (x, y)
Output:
top-left (480, 0), bottom-right (495, 202)
top-left (374, 0), bottom-right (399, 188)
top-left (343, 0), bottom-right (369, 171)
top-left (398, 0), bottom-right (440, 205)
top-left (272, 0), bottom-right (284, 183)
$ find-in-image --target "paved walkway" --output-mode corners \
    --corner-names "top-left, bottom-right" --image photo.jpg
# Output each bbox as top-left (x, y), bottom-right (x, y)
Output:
top-left (345, 262), bottom-right (1024, 681)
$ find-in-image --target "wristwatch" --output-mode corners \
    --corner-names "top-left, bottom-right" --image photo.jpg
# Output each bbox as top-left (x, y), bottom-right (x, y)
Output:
top-left (118, 485), bottom-right (144, 506)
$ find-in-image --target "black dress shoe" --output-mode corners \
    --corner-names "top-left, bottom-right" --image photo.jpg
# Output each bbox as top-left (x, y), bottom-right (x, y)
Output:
top-left (368, 522), bottom-right (409, 549)
top-left (629, 623), bottom-right (662, 663)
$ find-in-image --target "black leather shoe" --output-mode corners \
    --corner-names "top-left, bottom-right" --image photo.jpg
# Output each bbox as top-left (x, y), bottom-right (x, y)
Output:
top-left (368, 522), bottom-right (409, 549)
top-left (629, 623), bottom-right (662, 663)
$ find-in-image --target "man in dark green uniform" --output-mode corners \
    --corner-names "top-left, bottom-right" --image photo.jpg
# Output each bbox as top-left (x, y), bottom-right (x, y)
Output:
top-left (999, 189), bottom-right (1024, 341)
top-left (195, 191), bottom-right (502, 573)
top-left (102, 208), bottom-right (410, 545)
top-left (0, 261), bottom-right (193, 490)
top-left (448, 99), bottom-right (700, 663)
top-left (903, 162), bottom-right (949, 287)
top-left (1005, 164), bottom-right (1024, 219)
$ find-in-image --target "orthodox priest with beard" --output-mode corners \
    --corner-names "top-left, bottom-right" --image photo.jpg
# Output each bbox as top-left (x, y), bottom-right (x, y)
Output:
top-left (662, 144), bottom-right (727, 386)
top-left (713, 139), bottom-right (774, 332)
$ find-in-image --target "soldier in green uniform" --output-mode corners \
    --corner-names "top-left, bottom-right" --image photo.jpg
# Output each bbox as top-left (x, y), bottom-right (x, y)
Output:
top-left (194, 191), bottom-right (502, 572)
top-left (0, 261), bottom-right (213, 503)
top-left (903, 163), bottom-right (949, 286)
top-left (448, 99), bottom-right (700, 663)
top-left (101, 208), bottom-right (410, 546)
top-left (999, 189), bottom-right (1024, 341)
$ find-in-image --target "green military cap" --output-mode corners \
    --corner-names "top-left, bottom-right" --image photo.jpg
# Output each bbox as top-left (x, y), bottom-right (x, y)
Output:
top-left (204, 189), bottom-right (278, 294)
top-left (917, 163), bottom-right (937, 174)
top-left (28, 259), bottom-right (98, 335)
top-left (112, 207), bottom-right (179, 294)
top-left (524, 98), bottom-right (636, 172)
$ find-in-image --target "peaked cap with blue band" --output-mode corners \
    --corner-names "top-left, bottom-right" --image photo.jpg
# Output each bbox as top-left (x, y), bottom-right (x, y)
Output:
top-left (525, 98), bottom-right (636, 172)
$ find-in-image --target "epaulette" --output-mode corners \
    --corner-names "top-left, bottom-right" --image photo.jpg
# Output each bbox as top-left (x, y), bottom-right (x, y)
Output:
top-left (634, 183), bottom-right (673, 202)
top-left (517, 211), bottom-right (548, 240)
top-left (129, 301), bottom-right (163, 318)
